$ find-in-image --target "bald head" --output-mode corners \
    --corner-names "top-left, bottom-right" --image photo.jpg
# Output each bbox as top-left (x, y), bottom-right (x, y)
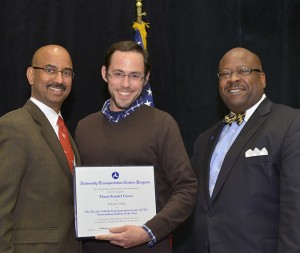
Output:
top-left (27, 44), bottom-right (73, 113)
top-left (218, 47), bottom-right (266, 113)
top-left (219, 47), bottom-right (262, 71)
top-left (32, 45), bottom-right (72, 67)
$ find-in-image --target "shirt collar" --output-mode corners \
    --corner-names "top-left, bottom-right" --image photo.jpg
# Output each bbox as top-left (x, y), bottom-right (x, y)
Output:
top-left (30, 97), bottom-right (61, 128)
top-left (101, 97), bottom-right (144, 123)
top-left (244, 93), bottom-right (266, 122)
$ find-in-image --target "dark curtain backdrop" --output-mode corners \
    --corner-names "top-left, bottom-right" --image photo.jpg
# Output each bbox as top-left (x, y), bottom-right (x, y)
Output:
top-left (1, 0), bottom-right (300, 251)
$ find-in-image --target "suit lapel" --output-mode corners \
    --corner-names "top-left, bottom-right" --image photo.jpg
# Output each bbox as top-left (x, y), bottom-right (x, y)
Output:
top-left (210, 98), bottom-right (272, 203)
top-left (23, 100), bottom-right (74, 186)
top-left (203, 122), bottom-right (225, 203)
top-left (70, 135), bottom-right (81, 166)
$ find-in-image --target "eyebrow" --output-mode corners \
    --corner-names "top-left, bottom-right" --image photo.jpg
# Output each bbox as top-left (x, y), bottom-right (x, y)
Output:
top-left (111, 69), bottom-right (141, 74)
top-left (219, 66), bottom-right (253, 71)
top-left (44, 64), bottom-right (73, 70)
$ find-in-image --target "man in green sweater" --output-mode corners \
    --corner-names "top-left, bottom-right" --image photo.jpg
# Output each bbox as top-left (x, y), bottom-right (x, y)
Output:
top-left (75, 40), bottom-right (198, 253)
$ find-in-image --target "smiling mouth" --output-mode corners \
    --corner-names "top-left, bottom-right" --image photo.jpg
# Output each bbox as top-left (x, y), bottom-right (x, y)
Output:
top-left (49, 87), bottom-right (65, 92)
top-left (118, 91), bottom-right (132, 96)
top-left (228, 89), bottom-right (241, 93)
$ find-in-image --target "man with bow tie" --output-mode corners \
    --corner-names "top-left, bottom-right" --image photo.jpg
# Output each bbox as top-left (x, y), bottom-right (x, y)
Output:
top-left (188, 47), bottom-right (300, 253)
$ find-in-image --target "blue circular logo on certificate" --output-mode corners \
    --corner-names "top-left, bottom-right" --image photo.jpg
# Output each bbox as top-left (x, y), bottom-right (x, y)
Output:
top-left (112, 171), bottom-right (119, 179)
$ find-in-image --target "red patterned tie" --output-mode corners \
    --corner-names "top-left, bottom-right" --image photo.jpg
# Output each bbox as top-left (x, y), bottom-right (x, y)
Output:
top-left (57, 116), bottom-right (74, 171)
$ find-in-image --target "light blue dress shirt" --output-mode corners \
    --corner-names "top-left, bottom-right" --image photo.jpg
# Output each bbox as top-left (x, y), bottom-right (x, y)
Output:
top-left (209, 94), bottom-right (267, 197)
top-left (209, 121), bottom-right (245, 196)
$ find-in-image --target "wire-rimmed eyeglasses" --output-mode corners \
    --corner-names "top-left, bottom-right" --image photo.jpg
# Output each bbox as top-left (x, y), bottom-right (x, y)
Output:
top-left (107, 72), bottom-right (144, 83)
top-left (32, 65), bottom-right (74, 78)
top-left (217, 68), bottom-right (262, 80)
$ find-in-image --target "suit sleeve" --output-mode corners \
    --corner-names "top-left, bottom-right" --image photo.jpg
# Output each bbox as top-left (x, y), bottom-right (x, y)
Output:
top-left (0, 117), bottom-right (27, 253)
top-left (278, 112), bottom-right (300, 252)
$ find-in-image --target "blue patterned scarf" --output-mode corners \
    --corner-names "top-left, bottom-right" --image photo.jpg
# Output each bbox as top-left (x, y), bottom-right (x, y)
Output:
top-left (101, 97), bottom-right (144, 123)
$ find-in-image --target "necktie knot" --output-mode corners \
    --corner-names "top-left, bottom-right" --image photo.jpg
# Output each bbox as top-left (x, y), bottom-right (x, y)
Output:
top-left (224, 112), bottom-right (245, 126)
top-left (57, 116), bottom-right (64, 126)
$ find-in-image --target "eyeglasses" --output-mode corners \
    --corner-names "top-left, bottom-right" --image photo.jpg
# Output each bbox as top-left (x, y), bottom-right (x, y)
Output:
top-left (217, 68), bottom-right (262, 80)
top-left (107, 72), bottom-right (144, 83)
top-left (32, 66), bottom-right (74, 78)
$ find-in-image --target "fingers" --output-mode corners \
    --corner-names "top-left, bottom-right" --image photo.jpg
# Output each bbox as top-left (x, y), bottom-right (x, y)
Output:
top-left (95, 226), bottom-right (126, 241)
top-left (109, 226), bottom-right (128, 233)
top-left (95, 234), bottom-right (127, 248)
top-left (95, 225), bottom-right (148, 249)
top-left (95, 234), bottom-right (110, 241)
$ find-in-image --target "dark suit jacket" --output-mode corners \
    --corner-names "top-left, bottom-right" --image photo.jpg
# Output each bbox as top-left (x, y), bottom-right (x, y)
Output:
top-left (0, 100), bottom-right (81, 253)
top-left (191, 97), bottom-right (300, 253)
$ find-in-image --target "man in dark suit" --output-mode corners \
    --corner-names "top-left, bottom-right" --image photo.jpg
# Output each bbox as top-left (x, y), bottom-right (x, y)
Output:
top-left (190, 47), bottom-right (300, 253)
top-left (0, 45), bottom-right (81, 253)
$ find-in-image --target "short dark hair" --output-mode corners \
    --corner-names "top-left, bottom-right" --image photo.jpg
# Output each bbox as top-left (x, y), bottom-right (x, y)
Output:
top-left (104, 41), bottom-right (150, 76)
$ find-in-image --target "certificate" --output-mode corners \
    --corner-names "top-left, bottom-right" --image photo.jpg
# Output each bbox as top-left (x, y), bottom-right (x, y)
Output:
top-left (74, 166), bottom-right (156, 238)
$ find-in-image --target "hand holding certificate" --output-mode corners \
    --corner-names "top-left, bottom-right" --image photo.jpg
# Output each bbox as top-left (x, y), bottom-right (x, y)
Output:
top-left (74, 166), bottom-right (156, 238)
top-left (95, 224), bottom-right (151, 249)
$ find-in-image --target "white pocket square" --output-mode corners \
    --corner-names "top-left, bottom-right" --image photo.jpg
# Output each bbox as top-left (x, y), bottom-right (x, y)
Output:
top-left (245, 147), bottom-right (268, 158)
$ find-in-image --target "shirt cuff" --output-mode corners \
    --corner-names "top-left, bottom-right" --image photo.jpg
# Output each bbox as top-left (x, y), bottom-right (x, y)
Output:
top-left (142, 224), bottom-right (157, 247)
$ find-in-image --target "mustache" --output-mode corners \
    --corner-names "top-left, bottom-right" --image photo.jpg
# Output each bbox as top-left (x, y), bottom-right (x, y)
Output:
top-left (226, 80), bottom-right (242, 87)
top-left (46, 83), bottom-right (66, 90)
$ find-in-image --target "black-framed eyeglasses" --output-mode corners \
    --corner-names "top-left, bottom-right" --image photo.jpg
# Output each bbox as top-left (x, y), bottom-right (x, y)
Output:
top-left (32, 66), bottom-right (74, 78)
top-left (107, 72), bottom-right (144, 83)
top-left (217, 68), bottom-right (262, 80)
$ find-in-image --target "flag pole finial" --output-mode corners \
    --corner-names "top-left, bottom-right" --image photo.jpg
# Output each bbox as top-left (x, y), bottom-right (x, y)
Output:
top-left (134, 0), bottom-right (154, 107)
top-left (136, 0), bottom-right (146, 24)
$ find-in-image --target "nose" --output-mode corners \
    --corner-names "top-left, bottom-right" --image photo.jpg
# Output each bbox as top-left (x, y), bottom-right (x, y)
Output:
top-left (121, 75), bottom-right (130, 87)
top-left (53, 71), bottom-right (64, 83)
top-left (229, 71), bottom-right (241, 82)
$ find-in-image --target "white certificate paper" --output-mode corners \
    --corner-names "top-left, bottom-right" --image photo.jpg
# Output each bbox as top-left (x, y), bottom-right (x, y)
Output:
top-left (74, 166), bottom-right (156, 238)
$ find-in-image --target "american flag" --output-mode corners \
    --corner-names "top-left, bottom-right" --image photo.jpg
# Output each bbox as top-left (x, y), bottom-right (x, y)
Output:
top-left (133, 22), bottom-right (154, 107)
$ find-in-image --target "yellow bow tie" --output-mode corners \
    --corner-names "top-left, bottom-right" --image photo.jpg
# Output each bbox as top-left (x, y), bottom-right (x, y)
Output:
top-left (224, 112), bottom-right (245, 126)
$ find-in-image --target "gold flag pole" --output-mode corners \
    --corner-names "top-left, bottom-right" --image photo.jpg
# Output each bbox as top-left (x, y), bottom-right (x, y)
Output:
top-left (134, 0), bottom-right (154, 106)
top-left (136, 0), bottom-right (146, 24)
top-left (133, 0), bottom-right (149, 48)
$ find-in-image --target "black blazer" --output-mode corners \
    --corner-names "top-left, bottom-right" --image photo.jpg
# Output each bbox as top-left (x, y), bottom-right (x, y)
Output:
top-left (191, 97), bottom-right (300, 253)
